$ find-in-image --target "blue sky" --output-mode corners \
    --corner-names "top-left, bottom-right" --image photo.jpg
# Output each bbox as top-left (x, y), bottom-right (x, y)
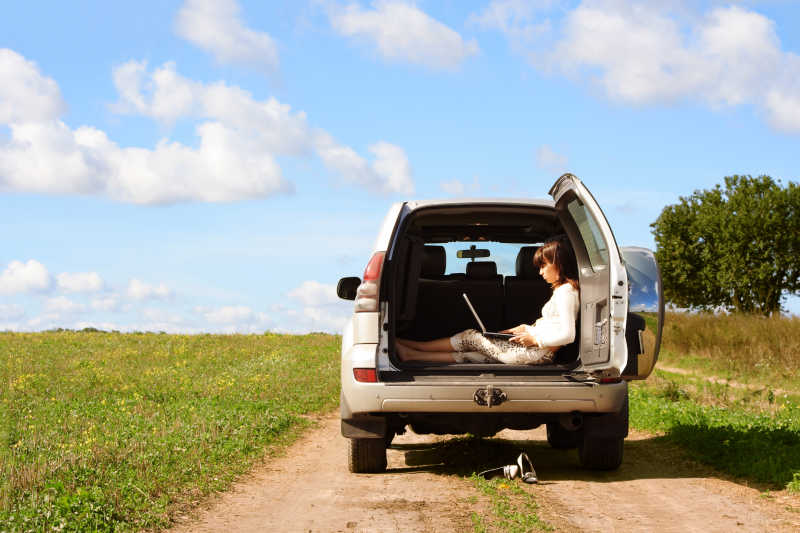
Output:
top-left (1, 0), bottom-right (799, 333)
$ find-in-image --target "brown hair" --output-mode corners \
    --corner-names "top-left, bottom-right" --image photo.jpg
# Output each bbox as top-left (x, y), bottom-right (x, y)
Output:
top-left (533, 236), bottom-right (579, 290)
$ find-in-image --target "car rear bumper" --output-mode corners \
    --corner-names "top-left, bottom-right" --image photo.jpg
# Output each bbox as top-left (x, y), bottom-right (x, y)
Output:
top-left (341, 374), bottom-right (627, 418)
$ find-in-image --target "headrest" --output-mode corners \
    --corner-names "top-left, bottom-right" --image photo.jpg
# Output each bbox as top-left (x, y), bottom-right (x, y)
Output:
top-left (516, 246), bottom-right (540, 279)
top-left (421, 246), bottom-right (446, 277)
top-left (466, 261), bottom-right (497, 279)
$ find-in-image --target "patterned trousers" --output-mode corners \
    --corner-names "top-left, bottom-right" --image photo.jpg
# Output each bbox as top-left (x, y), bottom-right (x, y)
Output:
top-left (449, 329), bottom-right (556, 365)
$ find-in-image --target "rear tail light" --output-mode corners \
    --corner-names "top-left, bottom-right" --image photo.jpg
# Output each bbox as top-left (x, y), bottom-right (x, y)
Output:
top-left (353, 368), bottom-right (378, 382)
top-left (355, 252), bottom-right (385, 312)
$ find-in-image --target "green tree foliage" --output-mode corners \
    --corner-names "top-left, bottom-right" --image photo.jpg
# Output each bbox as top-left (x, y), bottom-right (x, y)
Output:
top-left (651, 175), bottom-right (799, 315)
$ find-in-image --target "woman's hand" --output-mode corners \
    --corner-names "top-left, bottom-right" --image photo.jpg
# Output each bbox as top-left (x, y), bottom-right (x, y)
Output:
top-left (500, 324), bottom-right (528, 335)
top-left (510, 331), bottom-right (538, 347)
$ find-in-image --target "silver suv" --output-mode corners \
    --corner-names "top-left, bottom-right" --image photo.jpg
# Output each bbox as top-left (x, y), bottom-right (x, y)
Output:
top-left (337, 174), bottom-right (664, 473)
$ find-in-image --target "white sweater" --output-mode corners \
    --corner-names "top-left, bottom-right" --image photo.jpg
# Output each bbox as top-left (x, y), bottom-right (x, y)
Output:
top-left (524, 283), bottom-right (579, 348)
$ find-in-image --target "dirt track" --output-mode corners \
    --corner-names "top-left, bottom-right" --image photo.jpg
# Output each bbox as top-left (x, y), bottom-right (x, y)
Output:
top-left (171, 413), bottom-right (800, 532)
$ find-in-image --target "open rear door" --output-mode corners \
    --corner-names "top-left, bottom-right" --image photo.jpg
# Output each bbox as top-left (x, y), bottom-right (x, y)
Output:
top-left (620, 247), bottom-right (664, 380)
top-left (549, 174), bottom-right (628, 375)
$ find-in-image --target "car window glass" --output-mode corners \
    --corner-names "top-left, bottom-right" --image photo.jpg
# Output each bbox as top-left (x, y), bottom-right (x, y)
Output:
top-left (440, 242), bottom-right (521, 276)
top-left (566, 199), bottom-right (608, 271)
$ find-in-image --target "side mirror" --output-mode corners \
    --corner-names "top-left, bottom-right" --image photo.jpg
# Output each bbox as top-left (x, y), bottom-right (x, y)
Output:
top-left (337, 277), bottom-right (361, 300)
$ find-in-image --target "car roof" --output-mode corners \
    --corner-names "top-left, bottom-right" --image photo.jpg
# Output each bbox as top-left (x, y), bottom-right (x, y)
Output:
top-left (405, 197), bottom-right (555, 211)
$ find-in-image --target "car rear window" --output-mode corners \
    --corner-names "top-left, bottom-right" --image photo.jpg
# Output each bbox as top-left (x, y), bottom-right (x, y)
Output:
top-left (440, 241), bottom-right (528, 277)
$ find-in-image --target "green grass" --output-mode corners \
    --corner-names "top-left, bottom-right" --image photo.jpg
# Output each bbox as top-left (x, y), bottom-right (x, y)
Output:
top-left (0, 330), bottom-right (341, 532)
top-left (630, 369), bottom-right (800, 491)
top-left (656, 312), bottom-right (800, 388)
top-left (469, 475), bottom-right (552, 533)
top-left (388, 435), bottom-right (552, 531)
top-left (633, 312), bottom-right (800, 492)
top-left (5, 312), bottom-right (796, 530)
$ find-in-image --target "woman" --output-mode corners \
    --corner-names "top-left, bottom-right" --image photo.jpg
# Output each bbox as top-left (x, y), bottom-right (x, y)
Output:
top-left (396, 236), bottom-right (580, 365)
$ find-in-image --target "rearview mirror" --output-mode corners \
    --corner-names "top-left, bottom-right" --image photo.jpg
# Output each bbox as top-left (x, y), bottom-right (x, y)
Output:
top-left (457, 245), bottom-right (490, 259)
top-left (337, 276), bottom-right (361, 300)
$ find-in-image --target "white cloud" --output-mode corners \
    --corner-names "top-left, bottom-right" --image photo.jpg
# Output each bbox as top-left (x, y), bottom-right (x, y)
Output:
top-left (127, 279), bottom-right (172, 301)
top-left (0, 259), bottom-right (52, 294)
top-left (0, 49), bottom-right (65, 123)
top-left (1, 49), bottom-right (413, 203)
top-left (282, 279), bottom-right (354, 333)
top-left (0, 303), bottom-right (24, 321)
top-left (110, 60), bottom-right (200, 124)
top-left (301, 306), bottom-right (348, 332)
top-left (440, 179), bottom-right (465, 195)
top-left (91, 296), bottom-right (121, 312)
top-left (90, 296), bottom-right (119, 311)
top-left (468, 0), bottom-right (553, 51)
top-left (194, 305), bottom-right (273, 332)
top-left (175, 0), bottom-right (279, 72)
top-left (113, 61), bottom-right (414, 193)
top-left (72, 321), bottom-right (121, 332)
top-left (535, 144), bottom-right (568, 173)
top-left (440, 176), bottom-right (479, 196)
top-left (471, 2), bottom-right (800, 134)
top-left (763, 59), bottom-right (800, 133)
top-left (57, 271), bottom-right (104, 293)
top-left (315, 134), bottom-right (413, 194)
top-left (268, 305), bottom-right (349, 334)
top-left (44, 296), bottom-right (86, 314)
top-left (198, 305), bottom-right (254, 324)
top-left (26, 313), bottom-right (63, 330)
top-left (543, 3), bottom-right (800, 132)
top-left (326, 1), bottom-right (479, 70)
top-left (0, 50), bottom-right (292, 203)
top-left (142, 308), bottom-right (186, 324)
top-left (288, 280), bottom-right (339, 306)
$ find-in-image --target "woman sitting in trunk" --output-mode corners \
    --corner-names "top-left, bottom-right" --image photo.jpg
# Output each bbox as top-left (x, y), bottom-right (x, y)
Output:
top-left (396, 236), bottom-right (579, 365)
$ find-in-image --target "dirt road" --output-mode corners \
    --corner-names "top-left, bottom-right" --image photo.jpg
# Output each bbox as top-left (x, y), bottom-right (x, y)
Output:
top-left (172, 413), bottom-right (800, 532)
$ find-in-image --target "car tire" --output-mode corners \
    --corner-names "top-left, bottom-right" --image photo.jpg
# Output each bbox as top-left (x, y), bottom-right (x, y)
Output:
top-left (578, 436), bottom-right (624, 470)
top-left (546, 422), bottom-right (582, 449)
top-left (348, 438), bottom-right (387, 473)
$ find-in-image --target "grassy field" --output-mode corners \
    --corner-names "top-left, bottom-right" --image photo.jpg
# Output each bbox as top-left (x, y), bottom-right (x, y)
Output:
top-left (2, 312), bottom-right (798, 531)
top-left (631, 311), bottom-right (800, 492)
top-left (469, 475), bottom-right (552, 533)
top-left (1, 330), bottom-right (341, 532)
top-left (656, 311), bottom-right (800, 387)
top-left (630, 370), bottom-right (800, 490)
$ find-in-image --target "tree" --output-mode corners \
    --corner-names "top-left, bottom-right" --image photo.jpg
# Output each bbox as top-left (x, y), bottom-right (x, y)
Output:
top-left (651, 175), bottom-right (799, 315)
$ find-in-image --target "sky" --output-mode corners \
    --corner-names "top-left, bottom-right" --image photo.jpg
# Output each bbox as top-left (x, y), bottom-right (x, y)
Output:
top-left (1, 0), bottom-right (799, 334)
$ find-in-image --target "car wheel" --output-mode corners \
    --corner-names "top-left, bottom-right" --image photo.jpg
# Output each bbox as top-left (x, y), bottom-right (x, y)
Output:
top-left (348, 438), bottom-right (387, 473)
top-left (546, 422), bottom-right (581, 449)
top-left (578, 436), bottom-right (624, 470)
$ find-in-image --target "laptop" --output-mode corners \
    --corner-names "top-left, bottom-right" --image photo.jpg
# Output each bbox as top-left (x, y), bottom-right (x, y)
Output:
top-left (462, 293), bottom-right (514, 340)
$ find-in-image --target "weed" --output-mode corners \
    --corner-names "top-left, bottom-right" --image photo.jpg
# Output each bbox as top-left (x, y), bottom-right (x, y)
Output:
top-left (0, 331), bottom-right (341, 531)
top-left (469, 475), bottom-right (552, 532)
top-left (658, 312), bottom-right (800, 388)
top-left (471, 511), bottom-right (489, 533)
top-left (630, 378), bottom-right (800, 490)
top-left (788, 472), bottom-right (800, 493)
top-left (659, 379), bottom-right (690, 402)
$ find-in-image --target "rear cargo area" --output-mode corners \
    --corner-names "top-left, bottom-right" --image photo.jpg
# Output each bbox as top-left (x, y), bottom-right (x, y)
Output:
top-left (389, 204), bottom-right (580, 371)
